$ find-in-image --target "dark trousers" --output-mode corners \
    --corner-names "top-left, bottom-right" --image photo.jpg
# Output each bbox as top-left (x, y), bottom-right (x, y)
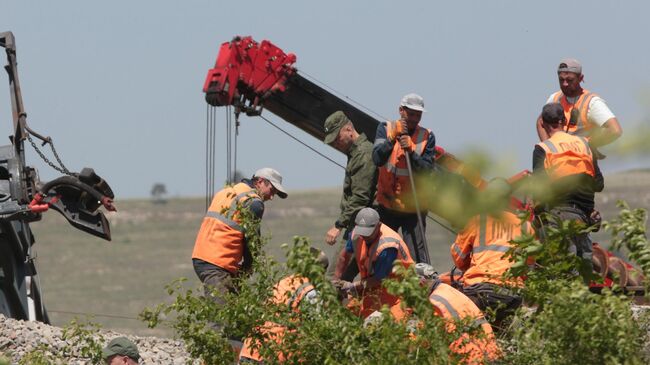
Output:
top-left (193, 258), bottom-right (235, 305)
top-left (378, 206), bottom-right (429, 264)
top-left (541, 206), bottom-right (594, 278)
top-left (193, 258), bottom-right (236, 335)
top-left (462, 282), bottom-right (522, 328)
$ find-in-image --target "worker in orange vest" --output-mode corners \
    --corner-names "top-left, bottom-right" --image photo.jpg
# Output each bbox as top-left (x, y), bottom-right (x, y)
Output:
top-left (192, 168), bottom-right (288, 318)
top-left (450, 211), bottom-right (533, 326)
top-left (535, 58), bottom-right (622, 152)
top-left (534, 103), bottom-right (604, 277)
top-left (365, 264), bottom-right (500, 364)
top-left (424, 275), bottom-right (501, 365)
top-left (373, 93), bottom-right (436, 264)
top-left (333, 207), bottom-right (414, 319)
top-left (238, 248), bottom-right (328, 364)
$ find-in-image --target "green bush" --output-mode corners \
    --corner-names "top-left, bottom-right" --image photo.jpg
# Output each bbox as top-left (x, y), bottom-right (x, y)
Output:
top-left (142, 200), bottom-right (650, 365)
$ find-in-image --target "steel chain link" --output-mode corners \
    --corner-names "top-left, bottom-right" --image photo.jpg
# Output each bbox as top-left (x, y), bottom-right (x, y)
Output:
top-left (27, 133), bottom-right (72, 176)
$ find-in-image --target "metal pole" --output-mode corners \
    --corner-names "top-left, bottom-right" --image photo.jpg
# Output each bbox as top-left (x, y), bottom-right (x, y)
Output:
top-left (404, 153), bottom-right (430, 264)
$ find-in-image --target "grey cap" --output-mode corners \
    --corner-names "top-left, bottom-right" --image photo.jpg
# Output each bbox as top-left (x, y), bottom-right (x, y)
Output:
top-left (353, 207), bottom-right (380, 237)
top-left (323, 111), bottom-right (351, 145)
top-left (557, 58), bottom-right (582, 74)
top-left (253, 167), bottom-right (288, 199)
top-left (415, 263), bottom-right (438, 279)
top-left (541, 102), bottom-right (565, 125)
top-left (102, 336), bottom-right (140, 361)
top-left (400, 93), bottom-right (426, 112)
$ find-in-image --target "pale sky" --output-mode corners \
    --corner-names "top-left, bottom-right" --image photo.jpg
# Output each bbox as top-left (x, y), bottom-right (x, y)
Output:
top-left (2, 1), bottom-right (649, 199)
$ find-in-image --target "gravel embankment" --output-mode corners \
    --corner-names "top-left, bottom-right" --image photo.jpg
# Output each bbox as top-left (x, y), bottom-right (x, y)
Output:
top-left (0, 314), bottom-right (196, 364)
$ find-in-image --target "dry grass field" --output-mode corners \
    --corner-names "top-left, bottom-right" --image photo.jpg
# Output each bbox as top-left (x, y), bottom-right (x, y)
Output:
top-left (30, 170), bottom-right (650, 337)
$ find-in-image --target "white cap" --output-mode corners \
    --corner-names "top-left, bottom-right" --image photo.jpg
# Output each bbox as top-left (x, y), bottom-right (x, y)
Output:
top-left (253, 167), bottom-right (287, 199)
top-left (400, 93), bottom-right (426, 112)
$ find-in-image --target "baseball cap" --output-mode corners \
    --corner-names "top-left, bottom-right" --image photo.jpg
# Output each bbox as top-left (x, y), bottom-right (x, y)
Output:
top-left (353, 207), bottom-right (380, 237)
top-left (102, 336), bottom-right (140, 361)
top-left (253, 167), bottom-right (288, 199)
top-left (415, 263), bottom-right (438, 279)
top-left (323, 111), bottom-right (350, 145)
top-left (400, 93), bottom-right (426, 112)
top-left (541, 102), bottom-right (565, 125)
top-left (557, 58), bottom-right (582, 74)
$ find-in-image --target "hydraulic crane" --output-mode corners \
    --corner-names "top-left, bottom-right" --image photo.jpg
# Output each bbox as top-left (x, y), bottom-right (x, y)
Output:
top-left (202, 36), bottom-right (645, 292)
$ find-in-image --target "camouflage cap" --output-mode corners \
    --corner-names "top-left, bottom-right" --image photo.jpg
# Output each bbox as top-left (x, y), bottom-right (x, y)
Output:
top-left (323, 111), bottom-right (351, 145)
top-left (102, 336), bottom-right (140, 361)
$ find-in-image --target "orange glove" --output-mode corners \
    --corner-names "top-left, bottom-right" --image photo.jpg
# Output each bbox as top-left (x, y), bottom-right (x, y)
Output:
top-left (387, 121), bottom-right (407, 142)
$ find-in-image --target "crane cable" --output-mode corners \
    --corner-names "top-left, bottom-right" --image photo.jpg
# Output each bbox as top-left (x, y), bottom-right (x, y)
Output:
top-left (256, 112), bottom-right (455, 235)
top-left (211, 71), bottom-right (456, 235)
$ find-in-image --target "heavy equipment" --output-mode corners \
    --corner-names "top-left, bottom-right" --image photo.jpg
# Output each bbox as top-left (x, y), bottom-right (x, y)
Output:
top-left (201, 35), bottom-right (645, 292)
top-left (0, 32), bottom-right (116, 322)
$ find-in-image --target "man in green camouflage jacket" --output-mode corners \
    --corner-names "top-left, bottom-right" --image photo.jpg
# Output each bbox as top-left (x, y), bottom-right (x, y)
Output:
top-left (323, 111), bottom-right (378, 281)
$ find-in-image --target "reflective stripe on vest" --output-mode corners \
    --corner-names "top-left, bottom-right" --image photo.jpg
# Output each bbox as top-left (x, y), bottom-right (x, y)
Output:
top-left (354, 224), bottom-right (413, 279)
top-left (536, 132), bottom-right (595, 178)
top-left (430, 293), bottom-right (461, 319)
top-left (452, 243), bottom-right (468, 260)
top-left (205, 211), bottom-right (243, 232)
top-left (192, 183), bottom-right (262, 273)
top-left (287, 282), bottom-right (315, 310)
top-left (377, 121), bottom-right (431, 212)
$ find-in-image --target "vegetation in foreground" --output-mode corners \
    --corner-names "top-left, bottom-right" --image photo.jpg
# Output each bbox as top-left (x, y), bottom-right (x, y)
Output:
top-left (135, 200), bottom-right (650, 365)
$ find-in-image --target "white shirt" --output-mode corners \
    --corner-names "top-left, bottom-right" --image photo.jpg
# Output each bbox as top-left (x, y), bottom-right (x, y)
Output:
top-left (545, 92), bottom-right (616, 127)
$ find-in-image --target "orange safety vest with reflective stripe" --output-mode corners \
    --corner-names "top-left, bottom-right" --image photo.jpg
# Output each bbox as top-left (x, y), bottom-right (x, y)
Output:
top-left (192, 182), bottom-right (261, 274)
top-left (451, 212), bottom-right (532, 286)
top-left (238, 275), bottom-right (315, 363)
top-left (352, 223), bottom-right (414, 280)
top-left (377, 121), bottom-right (431, 212)
top-left (550, 89), bottom-right (598, 136)
top-left (537, 131), bottom-right (595, 180)
top-left (351, 223), bottom-right (414, 319)
top-left (429, 283), bottom-right (500, 364)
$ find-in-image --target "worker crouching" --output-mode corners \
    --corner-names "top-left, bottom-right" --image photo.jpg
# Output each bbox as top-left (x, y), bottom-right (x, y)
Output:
top-left (333, 207), bottom-right (414, 319)
top-left (450, 211), bottom-right (534, 327)
top-left (238, 248), bottom-right (328, 364)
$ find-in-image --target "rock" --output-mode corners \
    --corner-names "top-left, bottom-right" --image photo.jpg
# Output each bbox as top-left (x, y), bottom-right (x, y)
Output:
top-left (0, 314), bottom-right (200, 364)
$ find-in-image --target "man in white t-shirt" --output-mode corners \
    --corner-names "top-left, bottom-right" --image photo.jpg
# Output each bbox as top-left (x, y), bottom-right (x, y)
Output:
top-left (535, 58), bottom-right (623, 149)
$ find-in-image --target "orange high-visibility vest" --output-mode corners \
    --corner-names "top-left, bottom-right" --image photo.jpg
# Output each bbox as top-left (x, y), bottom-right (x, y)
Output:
top-left (451, 212), bottom-right (533, 286)
top-left (550, 89), bottom-right (598, 136)
top-left (351, 223), bottom-right (414, 319)
top-left (377, 121), bottom-right (431, 212)
top-left (429, 283), bottom-right (500, 364)
top-left (239, 275), bottom-right (315, 363)
top-left (352, 223), bottom-right (414, 280)
top-left (191, 182), bottom-right (261, 273)
top-left (537, 131), bottom-right (595, 180)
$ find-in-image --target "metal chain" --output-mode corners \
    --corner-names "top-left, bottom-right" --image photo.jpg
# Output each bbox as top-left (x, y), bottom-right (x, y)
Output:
top-left (27, 133), bottom-right (72, 175)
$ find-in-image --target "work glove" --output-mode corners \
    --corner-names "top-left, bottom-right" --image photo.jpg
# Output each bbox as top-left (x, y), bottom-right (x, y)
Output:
top-left (387, 120), bottom-right (407, 142)
top-left (398, 135), bottom-right (416, 153)
top-left (332, 279), bottom-right (358, 298)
